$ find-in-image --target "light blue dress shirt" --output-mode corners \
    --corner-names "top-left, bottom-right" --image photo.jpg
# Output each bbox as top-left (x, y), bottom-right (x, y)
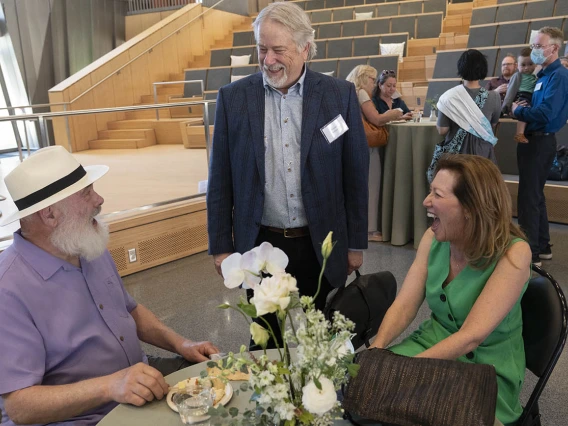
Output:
top-left (261, 66), bottom-right (308, 229)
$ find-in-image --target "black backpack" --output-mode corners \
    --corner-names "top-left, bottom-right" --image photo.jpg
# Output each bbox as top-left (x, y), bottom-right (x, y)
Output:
top-left (549, 145), bottom-right (568, 181)
top-left (324, 270), bottom-right (397, 349)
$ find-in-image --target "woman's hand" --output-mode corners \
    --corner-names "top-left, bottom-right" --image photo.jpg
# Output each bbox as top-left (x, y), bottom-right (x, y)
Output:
top-left (387, 109), bottom-right (404, 121)
top-left (402, 112), bottom-right (413, 121)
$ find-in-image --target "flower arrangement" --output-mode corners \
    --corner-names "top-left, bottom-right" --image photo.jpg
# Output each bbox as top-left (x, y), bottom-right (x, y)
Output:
top-left (208, 232), bottom-right (359, 425)
top-left (425, 96), bottom-right (439, 113)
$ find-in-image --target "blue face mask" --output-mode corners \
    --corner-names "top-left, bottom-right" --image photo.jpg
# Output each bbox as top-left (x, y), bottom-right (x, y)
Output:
top-left (530, 48), bottom-right (548, 65)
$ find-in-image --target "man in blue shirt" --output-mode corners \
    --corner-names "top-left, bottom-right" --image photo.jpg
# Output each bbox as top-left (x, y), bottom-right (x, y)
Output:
top-left (513, 27), bottom-right (568, 266)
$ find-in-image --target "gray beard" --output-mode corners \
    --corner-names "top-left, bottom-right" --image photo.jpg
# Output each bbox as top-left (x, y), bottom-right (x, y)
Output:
top-left (50, 214), bottom-right (109, 262)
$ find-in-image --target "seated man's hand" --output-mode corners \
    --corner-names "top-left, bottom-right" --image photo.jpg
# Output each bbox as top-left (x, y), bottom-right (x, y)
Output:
top-left (213, 253), bottom-right (232, 276)
top-left (107, 363), bottom-right (169, 406)
top-left (178, 340), bottom-right (220, 363)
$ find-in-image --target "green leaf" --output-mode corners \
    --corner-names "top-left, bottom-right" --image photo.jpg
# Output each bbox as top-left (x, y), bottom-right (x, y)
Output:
top-left (298, 410), bottom-right (314, 424)
top-left (278, 367), bottom-right (291, 375)
top-left (206, 361), bottom-right (218, 368)
top-left (217, 303), bottom-right (231, 309)
top-left (240, 364), bottom-right (249, 374)
top-left (238, 302), bottom-right (258, 318)
top-left (229, 407), bottom-right (239, 417)
top-left (347, 363), bottom-right (360, 378)
top-left (240, 382), bottom-right (249, 392)
top-left (200, 370), bottom-right (208, 378)
top-left (314, 377), bottom-right (322, 390)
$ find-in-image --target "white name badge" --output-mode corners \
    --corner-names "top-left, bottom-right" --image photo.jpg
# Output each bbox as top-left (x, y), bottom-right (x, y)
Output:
top-left (320, 114), bottom-right (349, 144)
top-left (535, 82), bottom-right (542, 91)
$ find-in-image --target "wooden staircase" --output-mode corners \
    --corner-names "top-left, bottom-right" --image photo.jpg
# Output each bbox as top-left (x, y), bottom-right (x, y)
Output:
top-left (87, 15), bottom-right (252, 150)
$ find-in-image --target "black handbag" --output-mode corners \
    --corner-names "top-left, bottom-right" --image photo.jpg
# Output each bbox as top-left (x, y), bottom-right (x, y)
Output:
top-left (548, 145), bottom-right (568, 181)
top-left (324, 270), bottom-right (397, 349)
top-left (343, 348), bottom-right (498, 426)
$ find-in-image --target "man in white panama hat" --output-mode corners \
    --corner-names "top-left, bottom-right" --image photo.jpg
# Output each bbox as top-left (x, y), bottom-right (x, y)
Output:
top-left (0, 146), bottom-right (219, 426)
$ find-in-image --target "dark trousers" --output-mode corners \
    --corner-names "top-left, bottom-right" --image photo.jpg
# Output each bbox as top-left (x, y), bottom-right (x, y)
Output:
top-left (517, 133), bottom-right (557, 255)
top-left (247, 227), bottom-right (333, 350)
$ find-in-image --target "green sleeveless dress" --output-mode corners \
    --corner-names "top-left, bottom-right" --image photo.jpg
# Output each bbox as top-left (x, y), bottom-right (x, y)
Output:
top-left (389, 238), bottom-right (529, 425)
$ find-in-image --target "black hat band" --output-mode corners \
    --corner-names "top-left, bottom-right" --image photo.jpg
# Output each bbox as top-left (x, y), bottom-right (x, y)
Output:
top-left (15, 165), bottom-right (87, 211)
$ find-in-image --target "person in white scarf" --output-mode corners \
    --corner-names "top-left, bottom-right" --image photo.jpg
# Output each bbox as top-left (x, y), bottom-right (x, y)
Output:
top-left (427, 49), bottom-right (502, 183)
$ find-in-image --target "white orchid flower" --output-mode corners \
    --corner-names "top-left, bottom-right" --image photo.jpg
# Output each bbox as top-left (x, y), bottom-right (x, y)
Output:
top-left (252, 242), bottom-right (288, 275)
top-left (221, 252), bottom-right (261, 289)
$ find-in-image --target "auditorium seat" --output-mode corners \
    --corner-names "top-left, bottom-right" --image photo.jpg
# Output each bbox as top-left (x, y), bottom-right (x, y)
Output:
top-left (468, 24), bottom-right (498, 48)
top-left (353, 35), bottom-right (381, 56)
top-left (306, 0), bottom-right (326, 11)
top-left (334, 9), bottom-right (354, 22)
top-left (183, 70), bottom-right (207, 97)
top-left (343, 20), bottom-right (366, 37)
top-left (327, 38), bottom-right (354, 58)
top-left (400, 1), bottom-right (422, 16)
top-left (377, 4), bottom-right (398, 17)
top-left (525, 0), bottom-right (555, 19)
top-left (392, 16), bottom-right (416, 38)
top-left (310, 10), bottom-right (332, 23)
top-left (308, 59), bottom-right (339, 76)
top-left (206, 68), bottom-right (231, 91)
top-left (210, 49), bottom-right (232, 67)
top-left (368, 55), bottom-right (399, 76)
top-left (495, 21), bottom-right (529, 46)
top-left (424, 0), bottom-right (447, 16)
top-left (366, 18), bottom-right (391, 35)
top-left (317, 23), bottom-right (342, 39)
top-left (556, 1), bottom-right (568, 16)
top-left (233, 31), bottom-right (253, 47)
top-left (326, 0), bottom-right (345, 8)
top-left (471, 7), bottom-right (497, 26)
top-left (416, 13), bottom-right (443, 38)
top-left (496, 3), bottom-right (525, 22)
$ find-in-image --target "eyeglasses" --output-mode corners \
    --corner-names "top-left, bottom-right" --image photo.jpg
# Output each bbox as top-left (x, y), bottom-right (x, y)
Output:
top-left (502, 62), bottom-right (516, 67)
top-left (530, 44), bottom-right (554, 50)
top-left (381, 70), bottom-right (396, 76)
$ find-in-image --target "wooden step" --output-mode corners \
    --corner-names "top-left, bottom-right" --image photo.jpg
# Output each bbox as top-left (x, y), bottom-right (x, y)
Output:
top-left (157, 86), bottom-right (184, 95)
top-left (107, 118), bottom-right (203, 144)
top-left (182, 124), bottom-right (214, 149)
top-left (125, 109), bottom-right (172, 120)
top-left (98, 128), bottom-right (156, 142)
top-left (89, 138), bottom-right (155, 150)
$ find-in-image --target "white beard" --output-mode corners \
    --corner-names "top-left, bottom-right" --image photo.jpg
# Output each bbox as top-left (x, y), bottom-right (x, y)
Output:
top-left (262, 63), bottom-right (288, 89)
top-left (50, 206), bottom-right (109, 262)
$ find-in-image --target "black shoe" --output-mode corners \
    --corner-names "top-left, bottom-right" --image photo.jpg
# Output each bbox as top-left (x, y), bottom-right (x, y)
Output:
top-left (539, 244), bottom-right (553, 260)
top-left (532, 254), bottom-right (542, 267)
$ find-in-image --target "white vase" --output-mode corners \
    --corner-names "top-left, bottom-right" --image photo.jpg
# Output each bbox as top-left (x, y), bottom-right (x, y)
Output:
top-left (429, 111), bottom-right (437, 122)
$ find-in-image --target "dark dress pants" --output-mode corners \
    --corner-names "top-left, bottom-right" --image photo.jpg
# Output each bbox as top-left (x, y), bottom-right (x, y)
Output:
top-left (247, 227), bottom-right (334, 350)
top-left (517, 133), bottom-right (557, 256)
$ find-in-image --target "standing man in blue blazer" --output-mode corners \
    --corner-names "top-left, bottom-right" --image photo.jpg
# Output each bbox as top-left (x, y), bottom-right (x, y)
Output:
top-left (207, 2), bottom-right (369, 348)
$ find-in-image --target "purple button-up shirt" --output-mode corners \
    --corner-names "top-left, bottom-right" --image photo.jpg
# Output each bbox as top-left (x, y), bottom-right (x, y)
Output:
top-left (0, 231), bottom-right (146, 426)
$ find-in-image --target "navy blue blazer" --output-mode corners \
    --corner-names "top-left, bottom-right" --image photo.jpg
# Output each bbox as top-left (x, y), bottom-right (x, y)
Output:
top-left (206, 68), bottom-right (369, 287)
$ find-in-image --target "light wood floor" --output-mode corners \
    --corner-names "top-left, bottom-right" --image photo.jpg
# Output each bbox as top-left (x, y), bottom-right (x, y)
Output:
top-left (0, 145), bottom-right (208, 240)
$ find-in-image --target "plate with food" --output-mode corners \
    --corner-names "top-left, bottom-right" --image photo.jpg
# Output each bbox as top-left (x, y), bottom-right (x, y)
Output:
top-left (166, 376), bottom-right (233, 418)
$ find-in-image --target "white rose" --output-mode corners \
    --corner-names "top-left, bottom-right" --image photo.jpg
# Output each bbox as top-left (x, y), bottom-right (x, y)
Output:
top-left (302, 377), bottom-right (337, 416)
top-left (250, 273), bottom-right (298, 316)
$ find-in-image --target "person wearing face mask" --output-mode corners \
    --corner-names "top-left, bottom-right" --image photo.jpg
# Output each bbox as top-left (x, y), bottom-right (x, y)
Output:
top-left (372, 70), bottom-right (413, 120)
top-left (207, 2), bottom-right (369, 349)
top-left (511, 26), bottom-right (568, 266)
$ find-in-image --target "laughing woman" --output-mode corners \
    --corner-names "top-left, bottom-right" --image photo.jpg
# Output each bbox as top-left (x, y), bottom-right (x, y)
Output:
top-left (370, 154), bottom-right (531, 426)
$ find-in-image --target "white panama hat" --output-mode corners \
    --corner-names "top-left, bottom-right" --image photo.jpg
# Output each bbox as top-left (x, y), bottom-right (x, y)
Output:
top-left (0, 146), bottom-right (109, 226)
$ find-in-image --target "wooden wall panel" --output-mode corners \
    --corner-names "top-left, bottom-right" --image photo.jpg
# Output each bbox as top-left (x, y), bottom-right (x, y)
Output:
top-left (129, 55), bottom-right (152, 101)
top-left (67, 75), bottom-right (98, 152)
top-left (48, 91), bottom-right (73, 150)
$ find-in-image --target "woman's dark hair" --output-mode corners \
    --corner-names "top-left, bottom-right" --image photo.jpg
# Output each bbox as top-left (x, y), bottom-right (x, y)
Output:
top-left (377, 69), bottom-right (397, 85)
top-left (457, 49), bottom-right (488, 81)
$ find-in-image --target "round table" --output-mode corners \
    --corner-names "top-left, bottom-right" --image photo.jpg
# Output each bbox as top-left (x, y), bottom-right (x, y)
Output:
top-left (381, 121), bottom-right (439, 248)
top-left (98, 349), bottom-right (353, 425)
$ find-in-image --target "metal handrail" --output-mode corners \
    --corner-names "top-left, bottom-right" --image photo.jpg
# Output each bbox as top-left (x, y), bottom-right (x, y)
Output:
top-left (68, 0), bottom-right (225, 105)
top-left (152, 80), bottom-right (205, 120)
top-left (0, 100), bottom-right (215, 162)
top-left (102, 193), bottom-right (205, 219)
top-left (0, 102), bottom-right (68, 112)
